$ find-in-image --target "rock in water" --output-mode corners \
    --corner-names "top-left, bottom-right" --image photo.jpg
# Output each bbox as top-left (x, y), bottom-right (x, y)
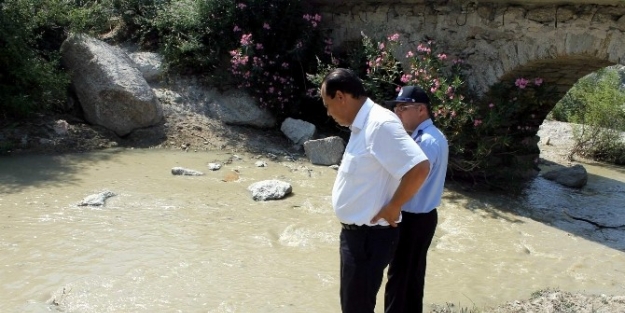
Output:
top-left (171, 167), bottom-right (204, 176)
top-left (248, 180), bottom-right (292, 201)
top-left (78, 191), bottom-right (116, 206)
top-left (208, 163), bottom-right (222, 171)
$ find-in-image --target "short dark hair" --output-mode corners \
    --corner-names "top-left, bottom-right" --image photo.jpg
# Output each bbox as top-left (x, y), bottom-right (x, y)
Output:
top-left (322, 68), bottom-right (366, 99)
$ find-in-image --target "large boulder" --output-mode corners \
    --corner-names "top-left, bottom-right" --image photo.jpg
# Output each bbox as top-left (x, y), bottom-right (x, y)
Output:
top-left (281, 118), bottom-right (316, 147)
top-left (541, 164), bottom-right (588, 188)
top-left (128, 51), bottom-right (164, 82)
top-left (60, 33), bottom-right (163, 136)
top-left (152, 76), bottom-right (276, 128)
top-left (303, 136), bottom-right (345, 166)
top-left (206, 88), bottom-right (276, 128)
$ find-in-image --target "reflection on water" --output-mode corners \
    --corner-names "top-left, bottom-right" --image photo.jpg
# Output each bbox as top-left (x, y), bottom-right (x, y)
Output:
top-left (1, 150), bottom-right (624, 312)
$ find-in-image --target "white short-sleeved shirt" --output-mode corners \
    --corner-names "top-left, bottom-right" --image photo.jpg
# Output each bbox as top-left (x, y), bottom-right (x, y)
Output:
top-left (332, 98), bottom-right (428, 226)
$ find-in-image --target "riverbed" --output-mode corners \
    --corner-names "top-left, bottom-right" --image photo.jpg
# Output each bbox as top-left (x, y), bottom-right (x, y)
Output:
top-left (1, 146), bottom-right (624, 312)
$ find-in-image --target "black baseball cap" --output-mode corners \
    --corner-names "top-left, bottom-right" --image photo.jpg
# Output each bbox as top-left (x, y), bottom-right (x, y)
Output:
top-left (384, 86), bottom-right (430, 109)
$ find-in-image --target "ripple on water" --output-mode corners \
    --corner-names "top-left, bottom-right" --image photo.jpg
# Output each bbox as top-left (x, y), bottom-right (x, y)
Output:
top-left (278, 224), bottom-right (337, 248)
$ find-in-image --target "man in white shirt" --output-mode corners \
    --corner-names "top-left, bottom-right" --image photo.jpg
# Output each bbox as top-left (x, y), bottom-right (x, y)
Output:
top-left (319, 68), bottom-right (430, 313)
top-left (383, 86), bottom-right (449, 313)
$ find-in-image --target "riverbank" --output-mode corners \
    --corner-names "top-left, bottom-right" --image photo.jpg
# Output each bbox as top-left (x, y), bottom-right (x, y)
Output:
top-left (2, 111), bottom-right (625, 312)
top-left (0, 108), bottom-right (296, 157)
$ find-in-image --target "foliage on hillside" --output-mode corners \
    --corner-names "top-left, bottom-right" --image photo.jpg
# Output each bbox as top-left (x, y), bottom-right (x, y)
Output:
top-left (552, 66), bottom-right (625, 164)
top-left (0, 0), bottom-right (328, 120)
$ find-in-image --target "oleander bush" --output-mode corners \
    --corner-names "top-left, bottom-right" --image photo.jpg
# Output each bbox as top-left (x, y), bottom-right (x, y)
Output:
top-left (308, 33), bottom-right (559, 179)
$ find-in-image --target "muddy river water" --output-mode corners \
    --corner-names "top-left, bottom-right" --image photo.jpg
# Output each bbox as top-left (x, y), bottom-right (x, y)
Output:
top-left (1, 149), bottom-right (624, 312)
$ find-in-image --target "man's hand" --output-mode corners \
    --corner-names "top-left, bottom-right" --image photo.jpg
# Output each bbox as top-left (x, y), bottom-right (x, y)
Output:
top-left (371, 204), bottom-right (401, 227)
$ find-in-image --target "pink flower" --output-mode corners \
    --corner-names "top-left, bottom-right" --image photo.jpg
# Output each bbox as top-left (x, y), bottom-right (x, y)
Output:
top-left (474, 119), bottom-right (483, 127)
top-left (255, 43), bottom-right (263, 50)
top-left (400, 74), bottom-right (412, 83)
top-left (233, 25), bottom-right (241, 32)
top-left (515, 78), bottom-right (529, 89)
top-left (378, 42), bottom-right (385, 50)
top-left (417, 44), bottom-right (431, 53)
top-left (237, 3), bottom-right (247, 9)
top-left (240, 33), bottom-right (253, 46)
top-left (406, 51), bottom-right (414, 58)
top-left (534, 78), bottom-right (543, 86)
top-left (387, 33), bottom-right (400, 42)
top-left (263, 23), bottom-right (271, 30)
top-left (437, 53), bottom-right (447, 60)
top-left (489, 103), bottom-right (495, 108)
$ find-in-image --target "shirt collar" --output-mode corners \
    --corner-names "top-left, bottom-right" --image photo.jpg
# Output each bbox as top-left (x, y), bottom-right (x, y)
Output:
top-left (350, 98), bottom-right (374, 132)
top-left (411, 118), bottom-right (434, 139)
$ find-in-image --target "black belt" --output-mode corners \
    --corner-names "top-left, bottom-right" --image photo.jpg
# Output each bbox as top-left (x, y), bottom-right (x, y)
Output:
top-left (341, 223), bottom-right (391, 230)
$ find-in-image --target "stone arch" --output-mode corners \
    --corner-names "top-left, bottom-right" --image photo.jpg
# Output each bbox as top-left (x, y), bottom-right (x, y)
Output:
top-left (475, 29), bottom-right (625, 98)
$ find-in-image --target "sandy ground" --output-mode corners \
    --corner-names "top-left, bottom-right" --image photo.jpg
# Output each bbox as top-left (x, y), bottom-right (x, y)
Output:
top-left (1, 111), bottom-right (624, 312)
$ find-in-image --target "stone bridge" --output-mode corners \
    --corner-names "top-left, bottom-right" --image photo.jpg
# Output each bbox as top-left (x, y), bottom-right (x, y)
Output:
top-left (309, 0), bottom-right (625, 178)
top-left (310, 0), bottom-right (625, 98)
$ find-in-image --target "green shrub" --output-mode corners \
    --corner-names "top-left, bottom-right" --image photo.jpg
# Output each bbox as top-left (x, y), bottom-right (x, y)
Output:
top-left (555, 67), bottom-right (625, 164)
top-left (553, 67), bottom-right (625, 129)
top-left (0, 0), bottom-right (68, 117)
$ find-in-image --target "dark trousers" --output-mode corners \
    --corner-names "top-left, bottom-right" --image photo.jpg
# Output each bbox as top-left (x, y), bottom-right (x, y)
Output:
top-left (384, 209), bottom-right (438, 313)
top-left (340, 226), bottom-right (400, 313)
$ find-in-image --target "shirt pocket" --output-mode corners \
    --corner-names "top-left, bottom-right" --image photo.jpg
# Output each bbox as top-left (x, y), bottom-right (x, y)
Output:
top-left (338, 154), bottom-right (358, 175)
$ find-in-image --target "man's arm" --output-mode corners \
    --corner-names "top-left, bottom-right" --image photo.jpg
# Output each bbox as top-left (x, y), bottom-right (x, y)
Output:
top-left (370, 159), bottom-right (430, 227)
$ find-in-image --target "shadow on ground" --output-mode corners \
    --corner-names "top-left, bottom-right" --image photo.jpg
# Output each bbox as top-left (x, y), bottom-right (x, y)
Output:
top-left (444, 161), bottom-right (625, 252)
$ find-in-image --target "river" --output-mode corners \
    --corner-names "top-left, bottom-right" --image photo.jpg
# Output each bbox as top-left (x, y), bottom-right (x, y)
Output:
top-left (1, 149), bottom-right (624, 312)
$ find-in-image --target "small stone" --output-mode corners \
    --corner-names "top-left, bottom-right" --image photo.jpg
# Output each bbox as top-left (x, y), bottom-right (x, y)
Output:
top-left (255, 161), bottom-right (268, 167)
top-left (171, 167), bottom-right (204, 176)
top-left (208, 163), bottom-right (222, 171)
top-left (222, 171), bottom-right (240, 182)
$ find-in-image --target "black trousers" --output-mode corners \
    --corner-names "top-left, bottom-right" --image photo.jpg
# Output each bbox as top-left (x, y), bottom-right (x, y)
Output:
top-left (340, 226), bottom-right (400, 313)
top-left (384, 209), bottom-right (438, 313)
